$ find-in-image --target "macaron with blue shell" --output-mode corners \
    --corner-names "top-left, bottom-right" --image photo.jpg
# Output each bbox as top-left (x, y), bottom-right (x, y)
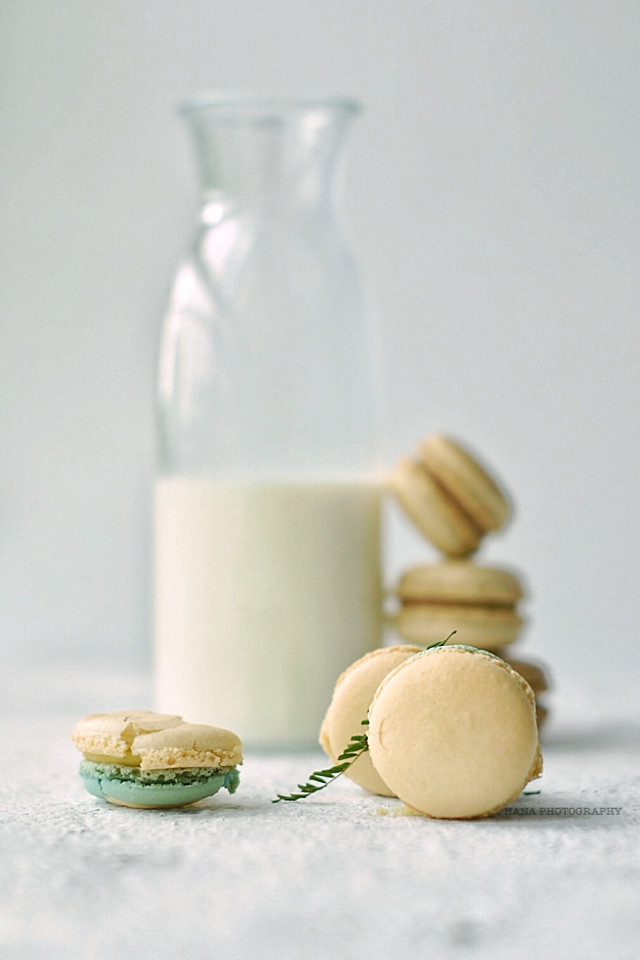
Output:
top-left (71, 709), bottom-right (242, 808)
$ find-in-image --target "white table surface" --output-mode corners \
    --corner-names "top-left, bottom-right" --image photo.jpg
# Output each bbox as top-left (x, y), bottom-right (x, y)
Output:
top-left (1, 664), bottom-right (638, 960)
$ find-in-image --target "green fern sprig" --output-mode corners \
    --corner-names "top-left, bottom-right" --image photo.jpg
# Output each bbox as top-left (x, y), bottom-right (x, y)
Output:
top-left (273, 720), bottom-right (370, 803)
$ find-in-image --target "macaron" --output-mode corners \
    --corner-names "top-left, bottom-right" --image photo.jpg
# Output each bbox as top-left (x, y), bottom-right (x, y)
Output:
top-left (319, 645), bottom-right (423, 796)
top-left (367, 645), bottom-right (542, 819)
top-left (394, 561), bottom-right (525, 651)
top-left (395, 603), bottom-right (523, 650)
top-left (71, 710), bottom-right (243, 808)
top-left (418, 433), bottom-right (512, 533)
top-left (397, 561), bottom-right (524, 606)
top-left (390, 434), bottom-right (512, 557)
top-left (390, 457), bottom-right (482, 557)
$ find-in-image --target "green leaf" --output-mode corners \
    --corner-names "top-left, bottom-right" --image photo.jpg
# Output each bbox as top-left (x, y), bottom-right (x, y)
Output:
top-left (272, 726), bottom-right (369, 803)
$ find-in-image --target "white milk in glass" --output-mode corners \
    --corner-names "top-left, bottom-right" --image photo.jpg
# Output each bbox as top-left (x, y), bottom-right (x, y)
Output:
top-left (154, 476), bottom-right (382, 746)
top-left (155, 98), bottom-right (381, 746)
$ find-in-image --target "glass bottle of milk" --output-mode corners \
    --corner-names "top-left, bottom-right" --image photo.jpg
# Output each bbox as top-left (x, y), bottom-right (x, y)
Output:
top-left (154, 96), bottom-right (382, 746)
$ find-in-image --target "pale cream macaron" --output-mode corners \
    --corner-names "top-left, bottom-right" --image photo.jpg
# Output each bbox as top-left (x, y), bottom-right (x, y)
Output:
top-left (390, 457), bottom-right (482, 557)
top-left (394, 561), bottom-right (525, 651)
top-left (367, 645), bottom-right (542, 819)
top-left (397, 561), bottom-right (524, 606)
top-left (418, 433), bottom-right (512, 533)
top-left (319, 645), bottom-right (423, 796)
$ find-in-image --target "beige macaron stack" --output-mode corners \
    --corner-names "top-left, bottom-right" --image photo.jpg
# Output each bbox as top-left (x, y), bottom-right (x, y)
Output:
top-left (389, 432), bottom-right (550, 726)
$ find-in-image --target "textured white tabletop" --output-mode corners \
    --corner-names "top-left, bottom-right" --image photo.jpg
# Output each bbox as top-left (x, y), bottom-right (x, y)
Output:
top-left (1, 665), bottom-right (638, 960)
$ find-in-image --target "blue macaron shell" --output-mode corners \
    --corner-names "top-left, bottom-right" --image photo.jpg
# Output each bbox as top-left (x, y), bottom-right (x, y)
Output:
top-left (80, 760), bottom-right (240, 808)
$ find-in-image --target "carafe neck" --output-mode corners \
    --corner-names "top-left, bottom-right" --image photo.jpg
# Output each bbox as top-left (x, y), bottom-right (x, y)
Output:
top-left (180, 95), bottom-right (360, 214)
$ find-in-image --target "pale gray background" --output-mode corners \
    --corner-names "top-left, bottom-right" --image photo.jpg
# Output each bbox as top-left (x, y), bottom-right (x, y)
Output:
top-left (1, 0), bottom-right (638, 706)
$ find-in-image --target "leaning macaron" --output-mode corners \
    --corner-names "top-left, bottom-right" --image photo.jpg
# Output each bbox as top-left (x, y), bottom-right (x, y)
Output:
top-left (319, 645), bottom-right (423, 796)
top-left (71, 710), bottom-right (242, 808)
top-left (418, 433), bottom-right (512, 533)
top-left (367, 645), bottom-right (542, 819)
top-left (390, 457), bottom-right (482, 557)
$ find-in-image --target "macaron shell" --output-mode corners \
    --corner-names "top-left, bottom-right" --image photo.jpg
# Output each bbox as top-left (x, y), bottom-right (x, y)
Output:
top-left (319, 645), bottom-right (423, 796)
top-left (397, 561), bottom-right (524, 606)
top-left (418, 434), bottom-right (511, 532)
top-left (367, 645), bottom-right (541, 819)
top-left (71, 710), bottom-right (183, 762)
top-left (72, 712), bottom-right (243, 769)
top-left (390, 458), bottom-right (482, 557)
top-left (486, 654), bottom-right (551, 730)
top-left (81, 769), bottom-right (230, 809)
top-left (395, 603), bottom-right (524, 650)
top-left (132, 723), bottom-right (242, 770)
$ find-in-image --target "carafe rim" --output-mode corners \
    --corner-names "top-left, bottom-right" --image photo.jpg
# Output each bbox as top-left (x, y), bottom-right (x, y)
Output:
top-left (178, 92), bottom-right (362, 120)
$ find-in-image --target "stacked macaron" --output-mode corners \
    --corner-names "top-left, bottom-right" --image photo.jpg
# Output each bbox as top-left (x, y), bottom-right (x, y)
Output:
top-left (396, 560), bottom-right (524, 650)
top-left (389, 432), bottom-right (550, 725)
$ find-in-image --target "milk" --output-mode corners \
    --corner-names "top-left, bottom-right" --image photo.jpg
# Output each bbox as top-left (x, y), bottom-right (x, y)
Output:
top-left (154, 476), bottom-right (382, 746)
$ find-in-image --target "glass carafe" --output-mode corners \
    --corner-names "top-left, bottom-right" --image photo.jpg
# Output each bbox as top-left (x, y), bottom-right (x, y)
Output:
top-left (154, 95), bottom-right (382, 746)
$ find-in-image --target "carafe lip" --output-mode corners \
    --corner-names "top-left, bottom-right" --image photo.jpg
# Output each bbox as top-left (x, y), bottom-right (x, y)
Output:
top-left (178, 92), bottom-right (362, 120)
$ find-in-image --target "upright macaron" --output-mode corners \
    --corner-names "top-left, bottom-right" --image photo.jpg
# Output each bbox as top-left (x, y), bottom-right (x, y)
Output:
top-left (71, 710), bottom-right (243, 808)
top-left (319, 645), bottom-right (423, 796)
top-left (367, 645), bottom-right (542, 819)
